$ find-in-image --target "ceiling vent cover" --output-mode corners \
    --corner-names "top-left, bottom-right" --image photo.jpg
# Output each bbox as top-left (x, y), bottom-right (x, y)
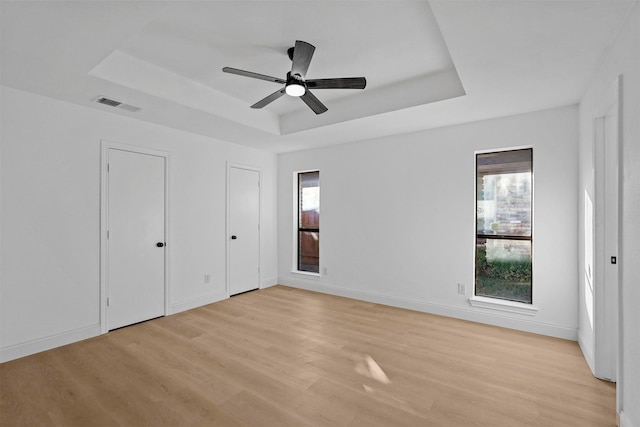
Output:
top-left (96, 97), bottom-right (121, 107)
top-left (94, 96), bottom-right (141, 112)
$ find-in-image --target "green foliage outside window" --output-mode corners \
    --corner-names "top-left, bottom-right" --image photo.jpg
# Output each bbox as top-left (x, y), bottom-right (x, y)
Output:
top-left (475, 245), bottom-right (532, 303)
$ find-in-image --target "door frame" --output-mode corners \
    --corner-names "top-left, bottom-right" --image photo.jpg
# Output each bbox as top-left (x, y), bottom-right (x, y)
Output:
top-left (226, 162), bottom-right (261, 297)
top-left (100, 140), bottom-right (170, 334)
top-left (592, 76), bottom-right (622, 388)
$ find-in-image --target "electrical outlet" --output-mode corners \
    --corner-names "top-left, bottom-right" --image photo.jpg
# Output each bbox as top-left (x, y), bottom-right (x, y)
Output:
top-left (457, 283), bottom-right (466, 295)
top-left (204, 274), bottom-right (210, 284)
top-left (322, 267), bottom-right (328, 276)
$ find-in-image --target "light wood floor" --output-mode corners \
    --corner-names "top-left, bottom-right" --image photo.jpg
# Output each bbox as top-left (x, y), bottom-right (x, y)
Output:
top-left (1, 285), bottom-right (615, 426)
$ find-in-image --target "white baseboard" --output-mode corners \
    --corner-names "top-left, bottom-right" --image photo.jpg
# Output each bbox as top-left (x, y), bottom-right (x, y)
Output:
top-left (0, 323), bottom-right (101, 363)
top-left (261, 277), bottom-right (278, 288)
top-left (279, 278), bottom-right (577, 340)
top-left (170, 292), bottom-right (227, 315)
top-left (578, 331), bottom-right (596, 376)
top-left (620, 411), bottom-right (635, 427)
top-left (1, 292), bottom-right (229, 363)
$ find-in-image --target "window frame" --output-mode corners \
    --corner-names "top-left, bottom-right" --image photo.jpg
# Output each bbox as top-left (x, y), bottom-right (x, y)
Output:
top-left (292, 170), bottom-right (320, 276)
top-left (473, 147), bottom-right (534, 305)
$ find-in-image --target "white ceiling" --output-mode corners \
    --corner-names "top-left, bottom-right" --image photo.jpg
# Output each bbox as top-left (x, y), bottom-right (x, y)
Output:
top-left (1, 1), bottom-right (635, 153)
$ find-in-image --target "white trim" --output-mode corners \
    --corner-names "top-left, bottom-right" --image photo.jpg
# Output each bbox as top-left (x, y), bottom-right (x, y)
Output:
top-left (474, 144), bottom-right (533, 155)
top-left (616, 75), bottom-right (625, 421)
top-left (280, 279), bottom-right (576, 340)
top-left (292, 169), bottom-right (321, 274)
top-left (292, 171), bottom-right (297, 273)
top-left (100, 140), bottom-right (170, 334)
top-left (468, 296), bottom-right (538, 316)
top-left (261, 277), bottom-right (279, 288)
top-left (472, 146), bottom-right (535, 306)
top-left (291, 270), bottom-right (321, 278)
top-left (619, 411), bottom-right (635, 427)
top-left (578, 329), bottom-right (596, 375)
top-left (165, 152), bottom-right (171, 318)
top-left (592, 75), bottom-right (621, 385)
top-left (170, 292), bottom-right (227, 315)
top-left (0, 324), bottom-right (100, 363)
top-left (226, 162), bottom-right (262, 297)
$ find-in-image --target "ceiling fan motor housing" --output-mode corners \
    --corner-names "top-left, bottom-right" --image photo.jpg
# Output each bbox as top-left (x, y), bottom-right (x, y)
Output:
top-left (285, 72), bottom-right (306, 96)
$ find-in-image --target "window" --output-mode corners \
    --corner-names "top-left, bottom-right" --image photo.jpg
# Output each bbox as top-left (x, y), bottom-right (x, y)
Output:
top-left (297, 171), bottom-right (320, 273)
top-left (475, 149), bottom-right (532, 304)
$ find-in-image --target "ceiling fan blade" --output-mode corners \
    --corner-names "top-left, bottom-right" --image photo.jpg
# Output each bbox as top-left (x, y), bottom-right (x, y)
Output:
top-left (306, 77), bottom-right (367, 90)
top-left (300, 90), bottom-right (328, 115)
top-left (251, 88), bottom-right (286, 109)
top-left (290, 40), bottom-right (315, 78)
top-left (222, 67), bottom-right (286, 84)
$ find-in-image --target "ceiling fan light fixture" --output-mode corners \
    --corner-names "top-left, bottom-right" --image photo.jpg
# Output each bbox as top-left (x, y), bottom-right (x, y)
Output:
top-left (285, 82), bottom-right (305, 97)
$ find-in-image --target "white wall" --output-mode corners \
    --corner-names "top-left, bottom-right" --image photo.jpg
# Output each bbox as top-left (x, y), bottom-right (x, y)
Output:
top-left (278, 105), bottom-right (579, 340)
top-left (0, 86), bottom-right (278, 362)
top-left (578, 3), bottom-right (640, 426)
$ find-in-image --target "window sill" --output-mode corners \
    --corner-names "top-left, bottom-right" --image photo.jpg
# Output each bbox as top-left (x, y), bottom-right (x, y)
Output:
top-left (469, 296), bottom-right (538, 316)
top-left (291, 270), bottom-right (321, 278)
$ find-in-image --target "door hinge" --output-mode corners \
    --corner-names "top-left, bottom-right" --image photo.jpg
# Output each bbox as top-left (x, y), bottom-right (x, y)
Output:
top-left (107, 163), bottom-right (110, 173)
top-left (107, 297), bottom-right (110, 307)
top-left (107, 230), bottom-right (109, 239)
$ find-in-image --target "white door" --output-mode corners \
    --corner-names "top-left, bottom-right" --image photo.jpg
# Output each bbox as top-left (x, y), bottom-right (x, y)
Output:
top-left (107, 148), bottom-right (166, 330)
top-left (228, 166), bottom-right (260, 296)
top-left (593, 78), bottom-right (620, 382)
top-left (596, 105), bottom-right (619, 381)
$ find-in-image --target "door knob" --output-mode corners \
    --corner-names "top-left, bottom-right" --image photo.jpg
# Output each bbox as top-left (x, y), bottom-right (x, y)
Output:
top-left (231, 235), bottom-right (237, 240)
top-left (156, 242), bottom-right (165, 247)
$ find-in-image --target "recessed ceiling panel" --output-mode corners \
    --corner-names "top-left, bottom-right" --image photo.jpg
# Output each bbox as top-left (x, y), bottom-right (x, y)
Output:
top-left (95, 0), bottom-right (463, 132)
top-left (2, 1), bottom-right (633, 152)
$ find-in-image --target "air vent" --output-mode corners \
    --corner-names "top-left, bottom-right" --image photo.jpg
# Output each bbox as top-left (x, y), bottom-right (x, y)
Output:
top-left (94, 96), bottom-right (141, 113)
top-left (96, 97), bottom-right (121, 107)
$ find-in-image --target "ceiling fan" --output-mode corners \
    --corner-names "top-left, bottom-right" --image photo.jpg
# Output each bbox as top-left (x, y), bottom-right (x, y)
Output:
top-left (222, 40), bottom-right (366, 115)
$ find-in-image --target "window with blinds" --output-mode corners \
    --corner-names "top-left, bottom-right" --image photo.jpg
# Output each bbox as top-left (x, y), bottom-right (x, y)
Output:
top-left (475, 149), bottom-right (533, 303)
top-left (298, 171), bottom-right (320, 273)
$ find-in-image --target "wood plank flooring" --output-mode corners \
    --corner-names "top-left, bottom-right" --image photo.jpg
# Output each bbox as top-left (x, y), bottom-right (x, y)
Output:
top-left (1, 285), bottom-right (615, 426)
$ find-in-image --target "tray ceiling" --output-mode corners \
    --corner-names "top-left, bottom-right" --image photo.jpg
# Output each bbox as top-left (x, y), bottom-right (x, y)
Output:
top-left (1, 1), bottom-right (635, 152)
